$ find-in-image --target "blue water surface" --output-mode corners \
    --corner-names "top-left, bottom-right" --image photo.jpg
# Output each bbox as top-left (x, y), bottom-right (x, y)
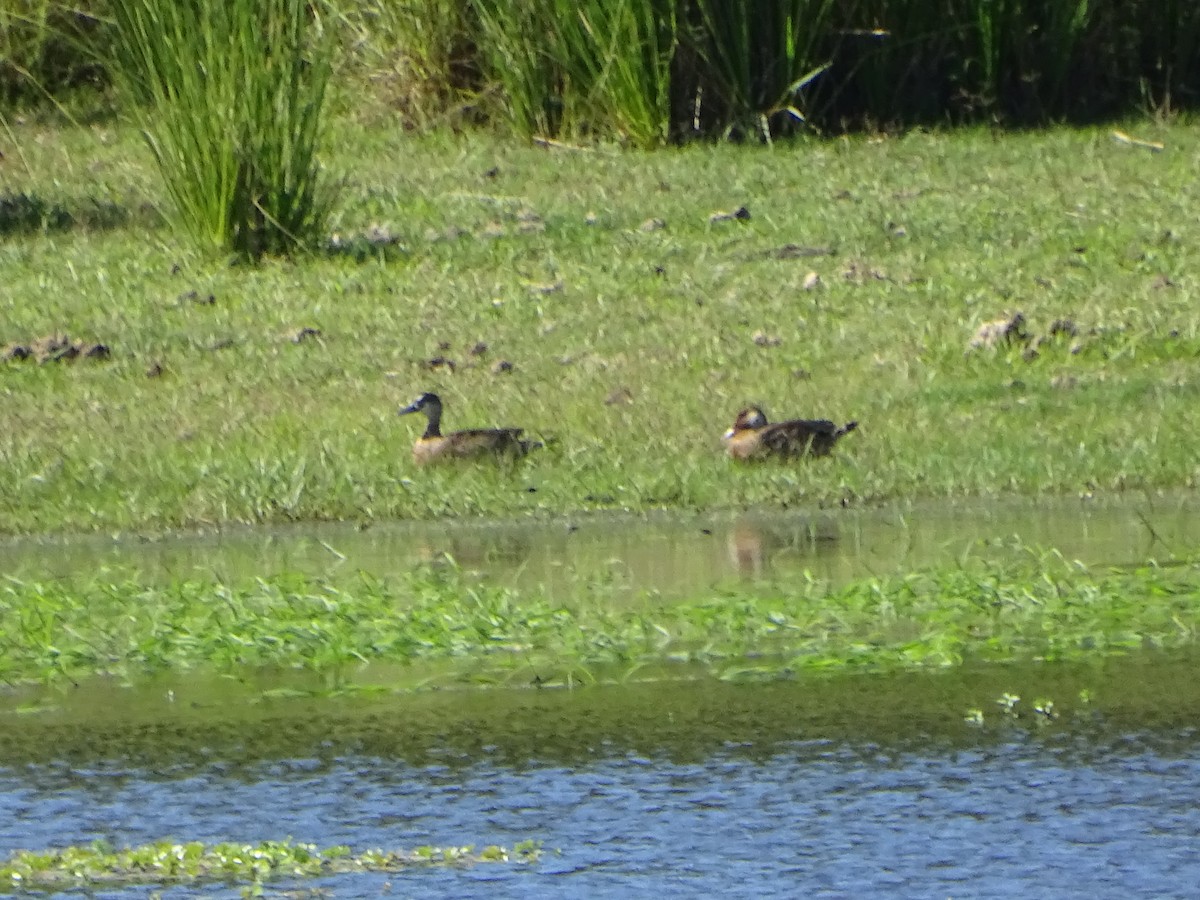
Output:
top-left (2, 729), bottom-right (1197, 899)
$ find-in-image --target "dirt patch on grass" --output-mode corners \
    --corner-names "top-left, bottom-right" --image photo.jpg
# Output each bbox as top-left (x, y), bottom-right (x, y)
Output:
top-left (967, 314), bottom-right (1088, 358)
top-left (3, 333), bottom-right (110, 364)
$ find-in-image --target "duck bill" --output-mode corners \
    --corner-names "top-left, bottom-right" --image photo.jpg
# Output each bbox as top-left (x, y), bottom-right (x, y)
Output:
top-left (398, 401), bottom-right (422, 416)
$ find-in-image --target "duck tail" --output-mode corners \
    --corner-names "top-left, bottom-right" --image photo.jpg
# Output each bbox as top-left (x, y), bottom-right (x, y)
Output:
top-left (515, 432), bottom-right (551, 454)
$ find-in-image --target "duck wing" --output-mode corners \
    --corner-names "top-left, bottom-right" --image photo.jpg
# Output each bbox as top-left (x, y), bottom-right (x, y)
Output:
top-left (446, 428), bottom-right (535, 457)
top-left (761, 419), bottom-right (853, 457)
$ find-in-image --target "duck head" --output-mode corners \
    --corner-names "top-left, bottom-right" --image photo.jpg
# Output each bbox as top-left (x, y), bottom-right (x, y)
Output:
top-left (399, 391), bottom-right (445, 437)
top-left (399, 392), bottom-right (442, 418)
top-left (724, 406), bottom-right (769, 439)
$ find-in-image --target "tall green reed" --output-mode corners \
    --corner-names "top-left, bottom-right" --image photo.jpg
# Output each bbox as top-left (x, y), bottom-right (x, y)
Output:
top-left (0, 0), bottom-right (109, 105)
top-left (1034, 0), bottom-right (1094, 113)
top-left (0, 0), bottom-right (53, 102)
top-left (964, 0), bottom-right (1093, 117)
top-left (551, 0), bottom-right (676, 147)
top-left (463, 0), bottom-right (1200, 135)
top-left (471, 0), bottom-right (675, 146)
top-left (689, 0), bottom-right (834, 138)
top-left (330, 0), bottom-right (478, 126)
top-left (1138, 0), bottom-right (1200, 113)
top-left (471, 0), bottom-right (564, 136)
top-left (110, 0), bottom-right (333, 257)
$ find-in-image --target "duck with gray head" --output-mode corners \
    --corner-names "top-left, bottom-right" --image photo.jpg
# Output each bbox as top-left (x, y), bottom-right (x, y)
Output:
top-left (398, 392), bottom-right (539, 464)
top-left (723, 405), bottom-right (857, 460)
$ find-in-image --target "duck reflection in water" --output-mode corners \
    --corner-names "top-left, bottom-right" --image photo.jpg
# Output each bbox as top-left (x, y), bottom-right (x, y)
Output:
top-left (725, 516), bottom-right (840, 579)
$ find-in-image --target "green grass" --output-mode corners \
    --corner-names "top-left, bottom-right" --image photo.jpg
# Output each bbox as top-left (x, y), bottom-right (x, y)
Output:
top-left (1, 548), bottom-right (1197, 688)
top-left (2, 119), bottom-right (1200, 534)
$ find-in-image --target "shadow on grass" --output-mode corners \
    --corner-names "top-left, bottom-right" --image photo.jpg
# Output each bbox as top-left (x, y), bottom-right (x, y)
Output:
top-left (322, 225), bottom-right (409, 263)
top-left (0, 191), bottom-right (420, 261)
top-left (0, 191), bottom-right (139, 235)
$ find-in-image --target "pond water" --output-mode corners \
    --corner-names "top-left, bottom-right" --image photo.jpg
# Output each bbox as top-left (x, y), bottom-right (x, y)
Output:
top-left (2, 657), bottom-right (1200, 898)
top-left (1, 492), bottom-right (1197, 596)
top-left (3, 494), bottom-right (1199, 896)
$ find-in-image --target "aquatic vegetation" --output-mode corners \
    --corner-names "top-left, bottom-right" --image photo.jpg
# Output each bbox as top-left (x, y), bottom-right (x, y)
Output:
top-left (966, 691), bottom-right (1065, 728)
top-left (0, 549), bottom-right (1196, 689)
top-left (0, 838), bottom-right (539, 893)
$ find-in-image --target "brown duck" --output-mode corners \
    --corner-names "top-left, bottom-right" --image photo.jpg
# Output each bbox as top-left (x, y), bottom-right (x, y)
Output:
top-left (722, 406), bottom-right (857, 460)
top-left (398, 392), bottom-right (539, 464)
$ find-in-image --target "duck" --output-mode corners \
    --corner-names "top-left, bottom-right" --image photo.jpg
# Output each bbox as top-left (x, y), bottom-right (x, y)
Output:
top-left (722, 405), bottom-right (857, 460)
top-left (398, 392), bottom-right (539, 464)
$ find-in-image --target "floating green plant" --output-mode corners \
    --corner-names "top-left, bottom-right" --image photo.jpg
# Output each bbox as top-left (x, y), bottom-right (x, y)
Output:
top-left (0, 838), bottom-right (540, 893)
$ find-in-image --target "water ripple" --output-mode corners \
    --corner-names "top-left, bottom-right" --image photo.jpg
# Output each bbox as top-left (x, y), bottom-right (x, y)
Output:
top-left (3, 735), bottom-right (1199, 898)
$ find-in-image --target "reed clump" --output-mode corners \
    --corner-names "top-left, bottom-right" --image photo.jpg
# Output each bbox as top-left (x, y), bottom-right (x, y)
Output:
top-left (3, 1), bottom-right (1199, 139)
top-left (108, 0), bottom-right (334, 257)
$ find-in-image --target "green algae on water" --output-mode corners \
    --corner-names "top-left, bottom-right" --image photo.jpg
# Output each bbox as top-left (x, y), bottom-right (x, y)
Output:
top-left (0, 838), bottom-right (540, 894)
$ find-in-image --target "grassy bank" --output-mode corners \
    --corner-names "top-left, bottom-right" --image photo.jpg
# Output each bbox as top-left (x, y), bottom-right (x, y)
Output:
top-left (2, 121), bottom-right (1199, 534)
top-left (1, 549), bottom-right (1196, 689)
